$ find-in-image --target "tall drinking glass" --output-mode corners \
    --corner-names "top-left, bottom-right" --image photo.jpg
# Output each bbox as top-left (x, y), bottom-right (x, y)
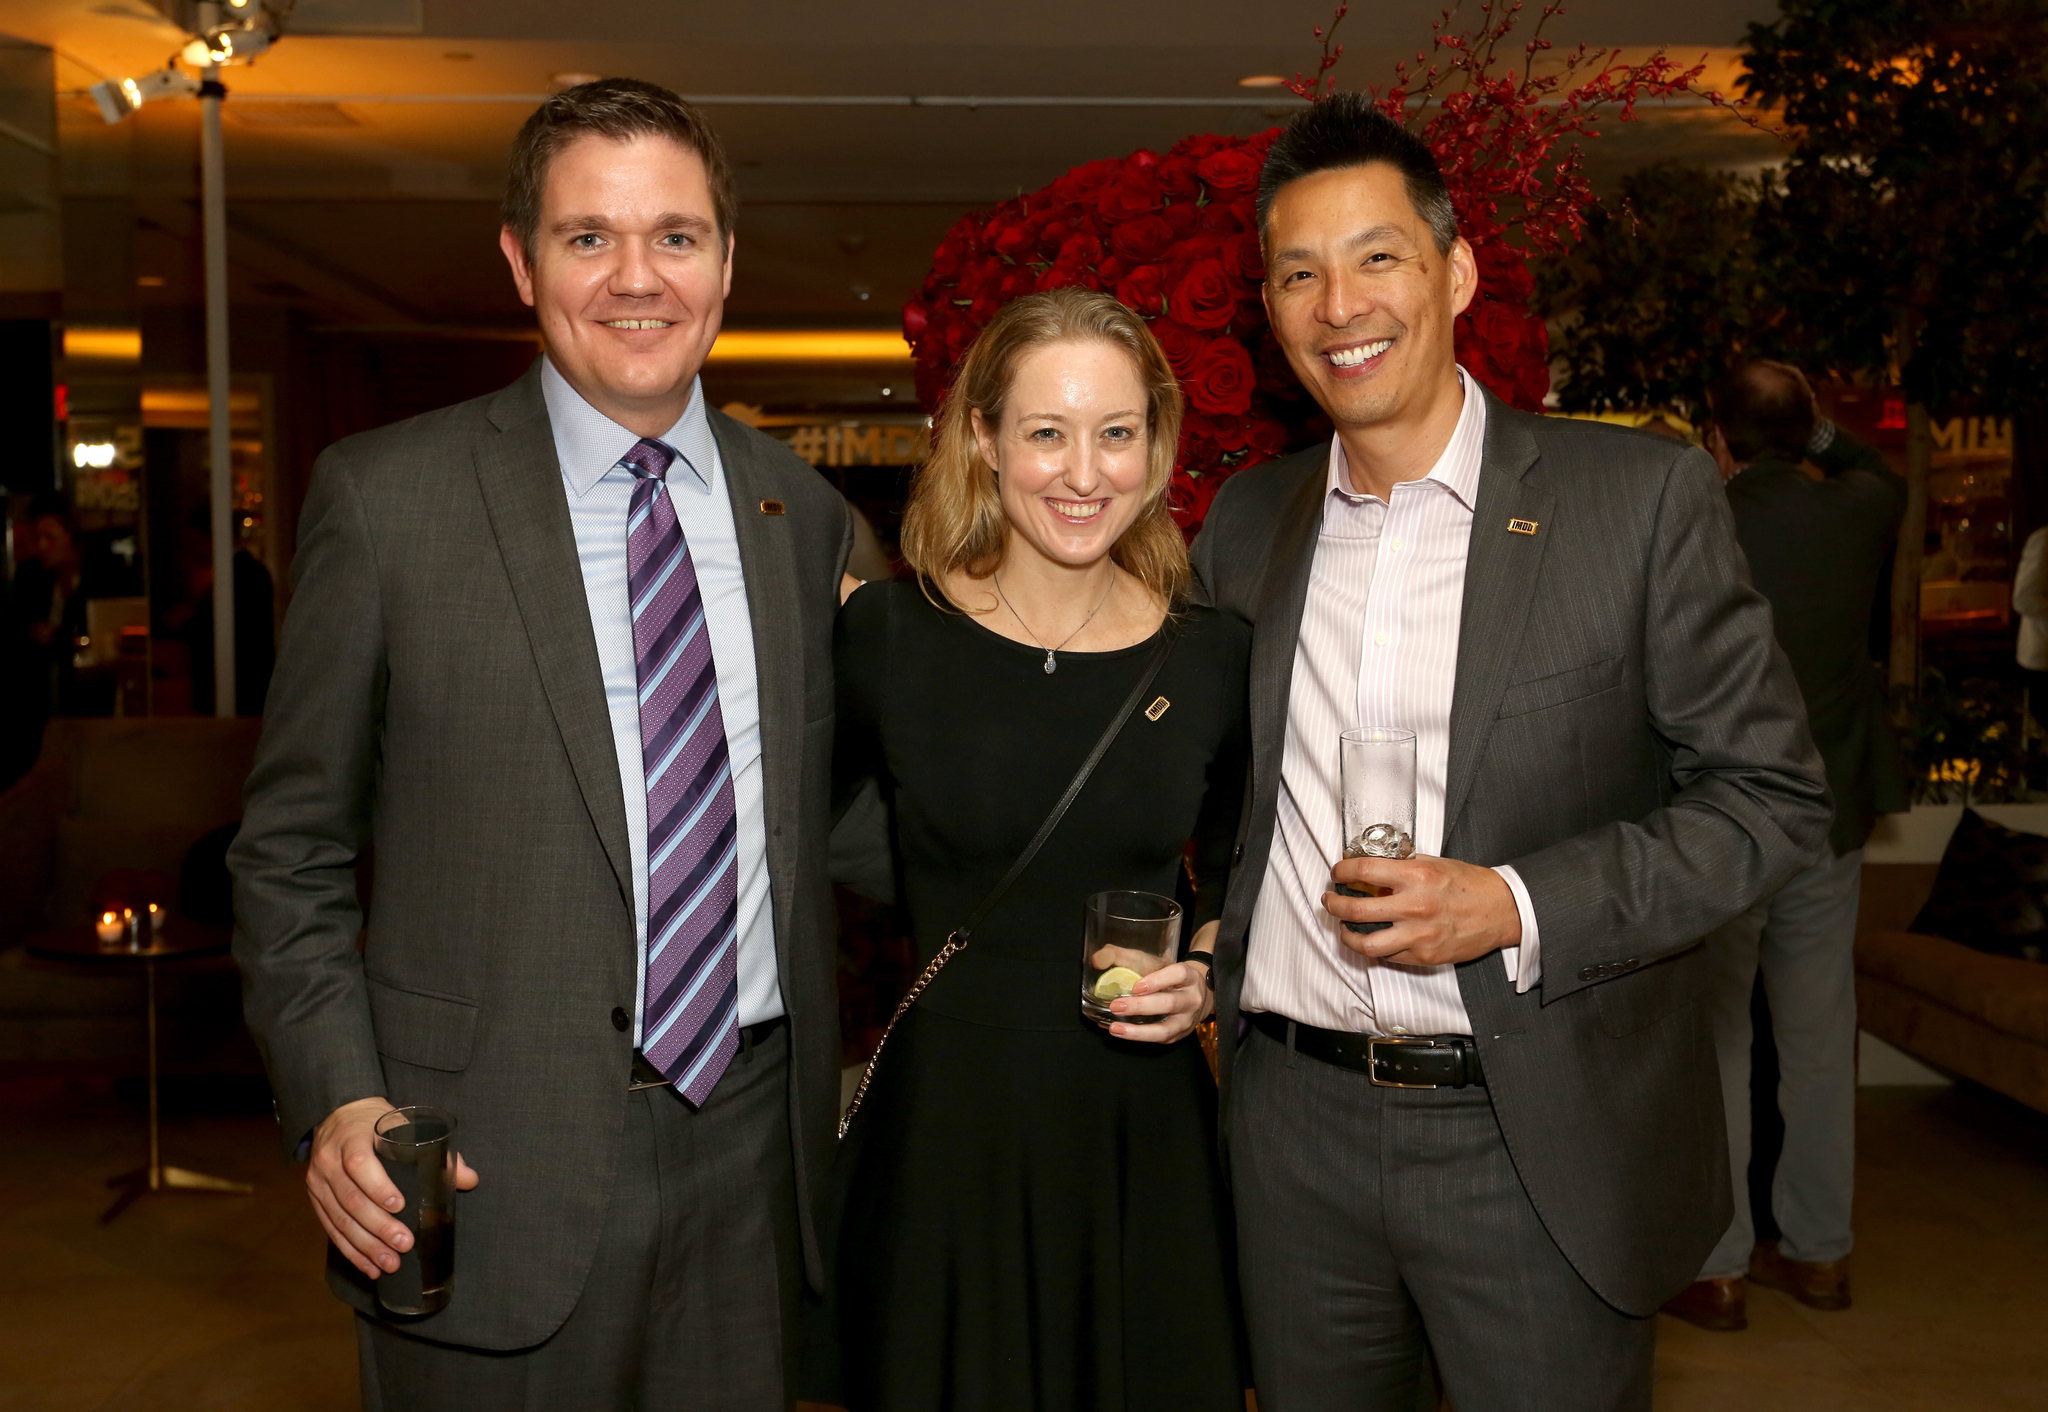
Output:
top-left (1338, 727), bottom-right (1417, 934)
top-left (1081, 890), bottom-right (1183, 1025)
top-left (374, 1105), bottom-right (458, 1316)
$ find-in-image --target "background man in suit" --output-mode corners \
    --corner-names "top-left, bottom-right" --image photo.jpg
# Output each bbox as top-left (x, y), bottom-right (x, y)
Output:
top-left (1663, 363), bottom-right (1907, 1331)
top-left (1190, 96), bottom-right (1832, 1411)
top-left (231, 80), bottom-right (849, 1410)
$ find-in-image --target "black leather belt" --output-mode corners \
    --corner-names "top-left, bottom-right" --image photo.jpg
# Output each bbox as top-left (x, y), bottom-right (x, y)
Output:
top-left (629, 1016), bottom-right (787, 1091)
top-left (1252, 1011), bottom-right (1484, 1089)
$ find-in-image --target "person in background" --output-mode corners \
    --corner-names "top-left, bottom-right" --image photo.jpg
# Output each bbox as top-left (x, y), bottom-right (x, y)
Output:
top-left (1190, 97), bottom-right (1829, 1411)
top-left (2013, 523), bottom-right (2048, 696)
top-left (8, 495), bottom-right (86, 721)
top-left (163, 508), bottom-right (277, 717)
top-left (1663, 361), bottom-right (1908, 1331)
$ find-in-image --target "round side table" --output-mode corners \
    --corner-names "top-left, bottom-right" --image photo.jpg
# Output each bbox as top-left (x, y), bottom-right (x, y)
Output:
top-left (29, 921), bottom-right (256, 1222)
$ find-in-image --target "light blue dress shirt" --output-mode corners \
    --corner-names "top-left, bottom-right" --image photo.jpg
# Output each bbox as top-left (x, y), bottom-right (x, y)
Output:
top-left (541, 358), bottom-right (785, 1034)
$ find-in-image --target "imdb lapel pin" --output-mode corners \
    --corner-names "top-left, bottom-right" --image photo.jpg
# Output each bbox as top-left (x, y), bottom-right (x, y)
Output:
top-left (1507, 517), bottom-right (1539, 535)
top-left (759, 499), bottom-right (786, 516)
top-left (1145, 697), bottom-right (1171, 722)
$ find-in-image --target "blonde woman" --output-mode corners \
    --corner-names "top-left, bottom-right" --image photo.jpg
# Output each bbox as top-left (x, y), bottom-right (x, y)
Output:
top-left (810, 288), bottom-right (1250, 1411)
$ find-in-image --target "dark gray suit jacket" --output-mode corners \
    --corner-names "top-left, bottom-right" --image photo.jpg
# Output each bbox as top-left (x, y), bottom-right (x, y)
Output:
top-left (1190, 386), bottom-right (1832, 1316)
top-left (1726, 426), bottom-right (1908, 855)
top-left (230, 366), bottom-right (850, 1350)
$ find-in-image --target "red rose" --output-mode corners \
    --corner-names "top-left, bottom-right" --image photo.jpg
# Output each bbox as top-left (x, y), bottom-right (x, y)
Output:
top-left (1167, 231), bottom-right (1224, 268)
top-left (1126, 149), bottom-right (1161, 173)
top-left (1110, 214), bottom-right (1175, 264)
top-left (1171, 258), bottom-right (1239, 332)
top-left (1223, 232), bottom-right (1265, 283)
top-left (1058, 231), bottom-right (1104, 267)
top-left (902, 300), bottom-right (929, 344)
top-left (1098, 167), bottom-right (1163, 222)
top-left (1171, 133), bottom-right (1233, 161)
top-left (1185, 338), bottom-right (1256, 416)
top-left (991, 221), bottom-right (1037, 260)
top-left (1247, 416), bottom-right (1289, 458)
top-left (1201, 199), bottom-right (1247, 235)
top-left (1054, 157), bottom-right (1124, 205)
top-left (1197, 146), bottom-right (1264, 198)
top-left (1230, 195), bottom-right (1259, 230)
top-left (999, 266), bottom-right (1037, 301)
top-left (1096, 254), bottom-right (1127, 283)
top-left (966, 293), bottom-right (1000, 328)
top-left (1211, 414), bottom-right (1252, 452)
top-left (1036, 262), bottom-right (1094, 293)
top-left (1179, 411), bottom-right (1223, 472)
top-left (1156, 156), bottom-right (1201, 199)
top-left (1115, 263), bottom-right (1169, 315)
top-left (962, 255), bottom-right (1003, 296)
top-left (942, 315), bottom-right (973, 360)
top-left (1149, 320), bottom-right (1203, 377)
top-left (1037, 219), bottom-right (1072, 257)
top-left (1169, 469), bottom-right (1223, 533)
top-left (930, 232), bottom-right (968, 281)
top-left (1162, 201), bottom-right (1201, 237)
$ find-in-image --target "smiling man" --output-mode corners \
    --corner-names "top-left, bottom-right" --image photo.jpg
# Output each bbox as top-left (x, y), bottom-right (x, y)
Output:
top-left (231, 80), bottom-right (850, 1410)
top-left (1189, 95), bottom-right (1832, 1410)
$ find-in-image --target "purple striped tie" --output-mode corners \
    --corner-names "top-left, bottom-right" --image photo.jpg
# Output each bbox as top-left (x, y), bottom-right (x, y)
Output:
top-left (623, 437), bottom-right (740, 1107)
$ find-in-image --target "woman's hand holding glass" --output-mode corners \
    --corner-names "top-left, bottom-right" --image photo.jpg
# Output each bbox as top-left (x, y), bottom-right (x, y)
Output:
top-left (1102, 920), bottom-right (1217, 1042)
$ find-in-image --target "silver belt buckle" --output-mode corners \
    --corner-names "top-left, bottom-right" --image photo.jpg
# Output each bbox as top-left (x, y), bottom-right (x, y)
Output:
top-left (1367, 1035), bottom-right (1439, 1089)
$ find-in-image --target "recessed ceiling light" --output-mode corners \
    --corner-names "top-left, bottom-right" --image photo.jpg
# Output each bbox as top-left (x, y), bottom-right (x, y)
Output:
top-left (551, 72), bottom-right (603, 89)
top-left (1238, 75), bottom-right (1287, 88)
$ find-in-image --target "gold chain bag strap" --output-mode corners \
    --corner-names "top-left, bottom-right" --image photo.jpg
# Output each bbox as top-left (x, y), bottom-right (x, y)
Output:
top-left (839, 630), bottom-right (1177, 1139)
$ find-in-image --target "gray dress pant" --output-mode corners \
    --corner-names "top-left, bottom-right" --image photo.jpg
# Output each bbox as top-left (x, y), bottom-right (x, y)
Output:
top-left (1229, 1021), bottom-right (1653, 1412)
top-left (356, 1025), bottom-right (800, 1412)
top-left (1700, 848), bottom-right (1861, 1278)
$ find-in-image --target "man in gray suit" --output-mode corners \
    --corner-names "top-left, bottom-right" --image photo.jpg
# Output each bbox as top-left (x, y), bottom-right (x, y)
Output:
top-left (1663, 363), bottom-right (1906, 1330)
top-left (1190, 96), bottom-right (1832, 1410)
top-left (231, 80), bottom-right (848, 1409)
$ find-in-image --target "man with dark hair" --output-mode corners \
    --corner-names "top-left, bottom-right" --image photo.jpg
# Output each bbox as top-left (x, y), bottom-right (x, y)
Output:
top-left (1192, 93), bottom-right (1830, 1409)
top-left (232, 78), bottom-right (850, 1409)
top-left (1663, 362), bottom-right (1906, 1331)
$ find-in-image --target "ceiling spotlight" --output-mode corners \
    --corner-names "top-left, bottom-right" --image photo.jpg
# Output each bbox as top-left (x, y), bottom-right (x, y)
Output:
top-left (88, 67), bottom-right (199, 124)
top-left (1238, 74), bottom-right (1288, 88)
top-left (183, 24), bottom-right (272, 67)
top-left (552, 72), bottom-right (604, 89)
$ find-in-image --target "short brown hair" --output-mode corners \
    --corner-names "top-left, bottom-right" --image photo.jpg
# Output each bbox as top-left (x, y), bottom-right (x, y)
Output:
top-left (900, 288), bottom-right (1189, 609)
top-left (1711, 360), bottom-right (1816, 464)
top-left (502, 78), bottom-right (736, 260)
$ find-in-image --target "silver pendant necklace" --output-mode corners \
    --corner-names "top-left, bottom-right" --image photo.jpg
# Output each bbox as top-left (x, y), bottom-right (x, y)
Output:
top-left (993, 570), bottom-right (1117, 674)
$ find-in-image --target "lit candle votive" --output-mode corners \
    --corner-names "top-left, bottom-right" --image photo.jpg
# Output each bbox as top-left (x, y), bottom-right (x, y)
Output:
top-left (96, 911), bottom-right (123, 944)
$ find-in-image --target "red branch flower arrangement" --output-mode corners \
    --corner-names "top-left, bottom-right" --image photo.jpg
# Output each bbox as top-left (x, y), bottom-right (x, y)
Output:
top-left (903, 1), bottom-right (1738, 534)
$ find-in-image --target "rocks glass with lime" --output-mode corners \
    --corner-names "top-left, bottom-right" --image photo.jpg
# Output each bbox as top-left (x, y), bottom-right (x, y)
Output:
top-left (1081, 889), bottom-right (1183, 1026)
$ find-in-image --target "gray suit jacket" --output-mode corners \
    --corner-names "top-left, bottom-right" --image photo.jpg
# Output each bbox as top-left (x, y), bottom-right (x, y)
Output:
top-left (230, 366), bottom-right (851, 1350)
top-left (1190, 386), bottom-right (1832, 1316)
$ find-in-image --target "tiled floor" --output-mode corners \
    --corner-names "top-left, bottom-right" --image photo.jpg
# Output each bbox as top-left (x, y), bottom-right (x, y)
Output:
top-left (1, 1078), bottom-right (2041, 1410)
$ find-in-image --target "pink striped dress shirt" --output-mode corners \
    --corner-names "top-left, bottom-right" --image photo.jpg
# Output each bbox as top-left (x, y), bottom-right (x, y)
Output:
top-left (1242, 372), bottom-right (1542, 1037)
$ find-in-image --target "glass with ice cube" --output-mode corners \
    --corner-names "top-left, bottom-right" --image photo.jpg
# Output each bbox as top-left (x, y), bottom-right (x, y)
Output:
top-left (1338, 727), bottom-right (1417, 934)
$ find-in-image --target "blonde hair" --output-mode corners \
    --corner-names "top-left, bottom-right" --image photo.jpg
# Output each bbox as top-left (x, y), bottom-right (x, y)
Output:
top-left (900, 287), bottom-right (1189, 609)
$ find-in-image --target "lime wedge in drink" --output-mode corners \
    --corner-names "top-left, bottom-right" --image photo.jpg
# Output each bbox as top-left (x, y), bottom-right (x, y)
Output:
top-left (1093, 966), bottom-right (1143, 1000)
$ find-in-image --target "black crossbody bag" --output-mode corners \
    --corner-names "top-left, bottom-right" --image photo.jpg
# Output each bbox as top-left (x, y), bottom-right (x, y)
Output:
top-left (838, 631), bottom-right (1177, 1139)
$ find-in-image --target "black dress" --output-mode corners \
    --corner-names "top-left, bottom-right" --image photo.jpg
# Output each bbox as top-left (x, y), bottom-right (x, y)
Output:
top-left (811, 579), bottom-right (1251, 1412)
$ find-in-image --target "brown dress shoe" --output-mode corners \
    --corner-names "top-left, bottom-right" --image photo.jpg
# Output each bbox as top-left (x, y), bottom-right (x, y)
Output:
top-left (1749, 1242), bottom-right (1852, 1311)
top-left (1660, 1276), bottom-right (1748, 1331)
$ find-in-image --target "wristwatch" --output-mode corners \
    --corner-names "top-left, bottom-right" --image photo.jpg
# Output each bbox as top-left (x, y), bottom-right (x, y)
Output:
top-left (1181, 951), bottom-right (1215, 985)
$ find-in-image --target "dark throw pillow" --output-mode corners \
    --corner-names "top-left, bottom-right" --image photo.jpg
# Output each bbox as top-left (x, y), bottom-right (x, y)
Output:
top-left (1910, 808), bottom-right (2048, 963)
